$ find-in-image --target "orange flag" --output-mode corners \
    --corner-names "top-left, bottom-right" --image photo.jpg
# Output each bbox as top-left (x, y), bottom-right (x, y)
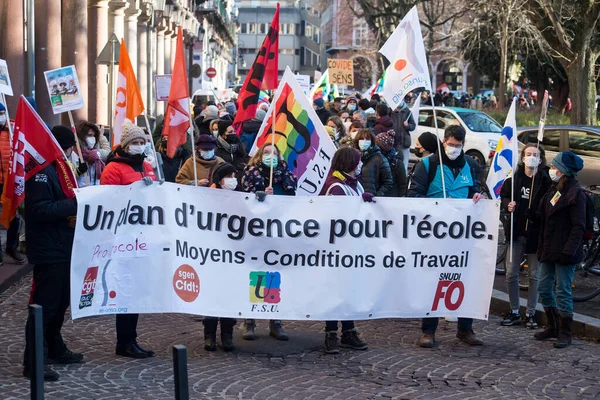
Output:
top-left (113, 39), bottom-right (144, 146)
top-left (163, 27), bottom-right (190, 158)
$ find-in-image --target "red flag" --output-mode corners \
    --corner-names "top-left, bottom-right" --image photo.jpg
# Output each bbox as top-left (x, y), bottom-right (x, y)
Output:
top-left (163, 27), bottom-right (190, 158)
top-left (1, 96), bottom-right (67, 228)
top-left (233, 4), bottom-right (279, 128)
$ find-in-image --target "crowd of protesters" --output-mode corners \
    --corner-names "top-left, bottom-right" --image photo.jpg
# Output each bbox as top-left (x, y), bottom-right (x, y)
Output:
top-left (0, 87), bottom-right (586, 382)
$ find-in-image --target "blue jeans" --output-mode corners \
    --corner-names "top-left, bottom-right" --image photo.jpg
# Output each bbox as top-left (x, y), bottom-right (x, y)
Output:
top-left (506, 236), bottom-right (539, 314)
top-left (538, 262), bottom-right (576, 314)
top-left (421, 317), bottom-right (472, 334)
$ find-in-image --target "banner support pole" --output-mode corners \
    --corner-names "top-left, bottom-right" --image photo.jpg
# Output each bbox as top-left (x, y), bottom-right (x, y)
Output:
top-left (144, 113), bottom-right (163, 181)
top-left (430, 99), bottom-right (447, 199)
top-left (188, 111), bottom-right (198, 186)
top-left (268, 90), bottom-right (278, 188)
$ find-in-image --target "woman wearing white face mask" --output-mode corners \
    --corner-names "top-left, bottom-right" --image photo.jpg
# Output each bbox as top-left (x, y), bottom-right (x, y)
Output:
top-left (499, 144), bottom-right (552, 329)
top-left (76, 120), bottom-right (110, 161)
top-left (534, 151), bottom-right (585, 349)
top-left (100, 122), bottom-right (156, 360)
top-left (352, 129), bottom-right (393, 197)
top-left (75, 121), bottom-right (106, 186)
top-left (176, 134), bottom-right (225, 186)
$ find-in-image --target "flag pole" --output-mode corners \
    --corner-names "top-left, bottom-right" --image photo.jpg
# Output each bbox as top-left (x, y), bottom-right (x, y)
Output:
top-left (268, 90), bottom-right (278, 188)
top-left (144, 113), bottom-right (163, 181)
top-left (188, 111), bottom-right (198, 186)
top-left (430, 98), bottom-right (447, 199)
top-left (525, 91), bottom-right (547, 232)
top-left (1, 93), bottom-right (14, 143)
top-left (67, 110), bottom-right (90, 186)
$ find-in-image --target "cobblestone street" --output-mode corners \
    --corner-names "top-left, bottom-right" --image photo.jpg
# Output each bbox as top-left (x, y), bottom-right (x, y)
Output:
top-left (1, 277), bottom-right (599, 400)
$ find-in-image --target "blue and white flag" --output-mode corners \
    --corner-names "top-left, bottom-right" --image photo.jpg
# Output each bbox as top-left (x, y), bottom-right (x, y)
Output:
top-left (486, 97), bottom-right (518, 199)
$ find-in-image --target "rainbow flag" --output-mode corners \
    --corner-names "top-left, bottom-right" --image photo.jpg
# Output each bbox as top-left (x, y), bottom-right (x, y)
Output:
top-left (310, 69), bottom-right (330, 100)
top-left (371, 69), bottom-right (387, 97)
top-left (250, 67), bottom-right (337, 196)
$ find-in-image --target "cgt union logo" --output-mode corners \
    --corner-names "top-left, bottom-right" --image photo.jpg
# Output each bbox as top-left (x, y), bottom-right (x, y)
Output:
top-left (249, 271), bottom-right (281, 313)
top-left (79, 266), bottom-right (99, 310)
top-left (431, 273), bottom-right (465, 311)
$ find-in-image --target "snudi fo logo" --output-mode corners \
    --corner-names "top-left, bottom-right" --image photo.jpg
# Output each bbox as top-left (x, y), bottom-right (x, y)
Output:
top-left (249, 271), bottom-right (281, 304)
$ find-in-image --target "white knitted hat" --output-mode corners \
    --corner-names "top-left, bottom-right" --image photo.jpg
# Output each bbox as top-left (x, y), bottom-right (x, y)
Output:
top-left (121, 121), bottom-right (146, 148)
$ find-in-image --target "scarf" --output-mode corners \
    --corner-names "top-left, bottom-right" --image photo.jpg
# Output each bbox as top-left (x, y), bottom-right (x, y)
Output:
top-left (242, 161), bottom-right (297, 193)
top-left (217, 135), bottom-right (240, 154)
top-left (80, 144), bottom-right (105, 178)
top-left (55, 156), bottom-right (76, 199)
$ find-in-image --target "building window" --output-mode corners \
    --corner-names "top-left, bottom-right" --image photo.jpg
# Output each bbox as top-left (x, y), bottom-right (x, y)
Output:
top-left (279, 49), bottom-right (295, 55)
top-left (303, 47), bottom-right (319, 67)
top-left (304, 22), bottom-right (319, 44)
top-left (279, 23), bottom-right (296, 35)
top-left (352, 22), bottom-right (368, 47)
top-left (259, 23), bottom-right (269, 34)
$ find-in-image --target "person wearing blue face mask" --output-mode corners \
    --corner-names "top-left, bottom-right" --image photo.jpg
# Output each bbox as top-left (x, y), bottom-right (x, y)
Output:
top-left (241, 143), bottom-right (297, 341)
top-left (176, 134), bottom-right (225, 186)
top-left (352, 129), bottom-right (393, 197)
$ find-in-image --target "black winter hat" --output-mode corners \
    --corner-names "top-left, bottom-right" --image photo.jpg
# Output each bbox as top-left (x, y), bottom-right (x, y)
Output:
top-left (418, 132), bottom-right (441, 154)
top-left (212, 162), bottom-right (237, 184)
top-left (51, 125), bottom-right (76, 150)
top-left (218, 120), bottom-right (233, 137)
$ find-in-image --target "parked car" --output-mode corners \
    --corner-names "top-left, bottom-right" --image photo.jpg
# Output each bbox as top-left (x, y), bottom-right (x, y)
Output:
top-left (517, 125), bottom-right (600, 193)
top-left (411, 106), bottom-right (502, 166)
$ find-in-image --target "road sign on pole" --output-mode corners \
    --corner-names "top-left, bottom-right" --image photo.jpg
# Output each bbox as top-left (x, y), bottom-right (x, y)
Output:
top-left (206, 67), bottom-right (217, 79)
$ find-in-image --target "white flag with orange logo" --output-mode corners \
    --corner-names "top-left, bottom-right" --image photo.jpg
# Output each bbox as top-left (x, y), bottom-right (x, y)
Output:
top-left (379, 6), bottom-right (431, 110)
top-left (113, 39), bottom-right (144, 146)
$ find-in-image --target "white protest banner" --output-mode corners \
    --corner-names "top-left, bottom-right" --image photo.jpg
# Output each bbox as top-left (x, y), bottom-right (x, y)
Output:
top-left (71, 182), bottom-right (500, 321)
top-left (43, 65), bottom-right (85, 114)
top-left (250, 67), bottom-right (337, 196)
top-left (0, 59), bottom-right (14, 96)
top-left (154, 74), bottom-right (172, 102)
top-left (327, 59), bottom-right (354, 86)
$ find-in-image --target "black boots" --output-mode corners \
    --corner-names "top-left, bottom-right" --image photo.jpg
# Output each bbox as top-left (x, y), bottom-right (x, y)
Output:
top-left (269, 320), bottom-right (289, 341)
top-left (534, 307), bottom-right (559, 340)
top-left (554, 313), bottom-right (573, 348)
top-left (204, 317), bottom-right (235, 351)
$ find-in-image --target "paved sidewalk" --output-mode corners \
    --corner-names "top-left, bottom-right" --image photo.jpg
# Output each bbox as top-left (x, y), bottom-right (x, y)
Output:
top-left (1, 276), bottom-right (600, 400)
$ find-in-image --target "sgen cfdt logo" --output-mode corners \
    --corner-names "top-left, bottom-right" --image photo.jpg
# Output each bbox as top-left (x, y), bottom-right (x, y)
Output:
top-left (431, 278), bottom-right (465, 311)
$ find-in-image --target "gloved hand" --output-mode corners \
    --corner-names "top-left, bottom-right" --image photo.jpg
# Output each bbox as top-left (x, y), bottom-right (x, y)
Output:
top-left (77, 163), bottom-right (88, 175)
top-left (142, 176), bottom-right (153, 186)
top-left (362, 192), bottom-right (376, 203)
top-left (255, 191), bottom-right (267, 202)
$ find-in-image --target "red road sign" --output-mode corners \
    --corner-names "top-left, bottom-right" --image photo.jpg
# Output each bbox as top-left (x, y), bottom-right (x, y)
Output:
top-left (206, 67), bottom-right (217, 78)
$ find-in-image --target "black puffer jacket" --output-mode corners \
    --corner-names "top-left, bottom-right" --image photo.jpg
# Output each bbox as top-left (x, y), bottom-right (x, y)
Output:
top-left (358, 145), bottom-right (394, 197)
top-left (240, 119), bottom-right (263, 152)
top-left (500, 167), bottom-right (552, 253)
top-left (381, 148), bottom-right (407, 197)
top-left (25, 163), bottom-right (78, 265)
top-left (536, 177), bottom-right (586, 264)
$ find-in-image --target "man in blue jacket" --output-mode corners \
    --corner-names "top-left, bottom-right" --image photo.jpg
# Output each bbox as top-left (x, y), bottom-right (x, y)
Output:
top-left (22, 126), bottom-right (84, 381)
top-left (408, 125), bottom-right (485, 347)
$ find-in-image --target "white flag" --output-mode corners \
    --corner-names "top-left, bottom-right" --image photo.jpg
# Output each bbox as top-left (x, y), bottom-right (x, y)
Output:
top-left (379, 6), bottom-right (431, 110)
top-left (486, 97), bottom-right (518, 199)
